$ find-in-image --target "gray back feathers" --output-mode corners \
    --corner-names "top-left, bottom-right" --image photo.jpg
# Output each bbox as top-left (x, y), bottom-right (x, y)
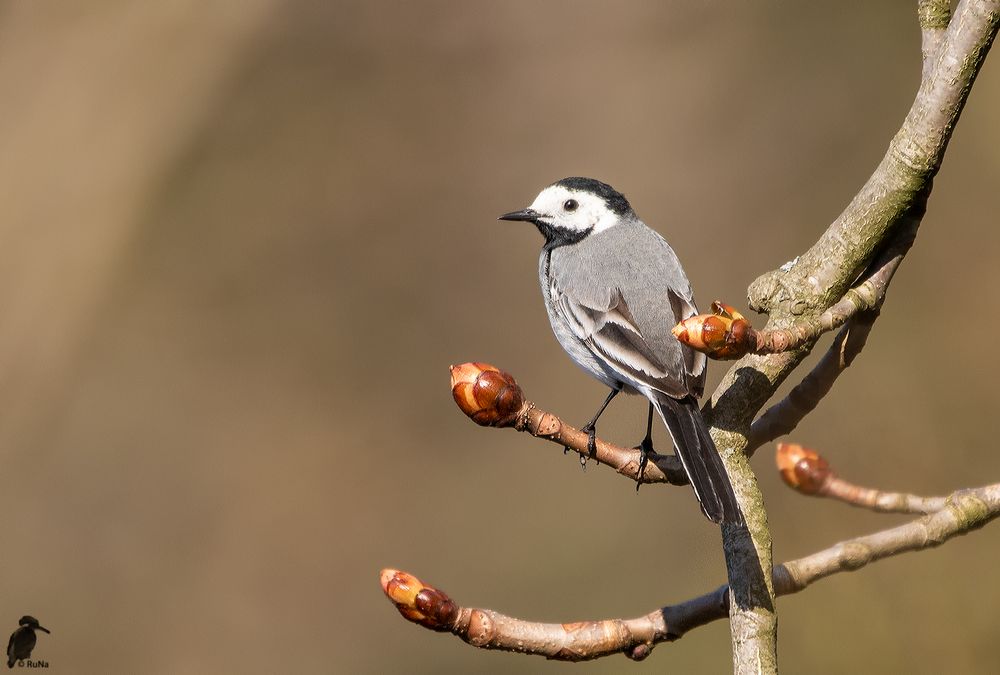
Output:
top-left (546, 217), bottom-right (706, 398)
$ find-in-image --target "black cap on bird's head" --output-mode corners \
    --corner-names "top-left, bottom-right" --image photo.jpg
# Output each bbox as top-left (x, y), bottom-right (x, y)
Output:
top-left (17, 617), bottom-right (49, 633)
top-left (549, 177), bottom-right (632, 216)
top-left (498, 177), bottom-right (635, 249)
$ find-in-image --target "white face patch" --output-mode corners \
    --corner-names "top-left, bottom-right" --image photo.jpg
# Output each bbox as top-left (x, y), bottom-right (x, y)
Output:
top-left (528, 185), bottom-right (621, 235)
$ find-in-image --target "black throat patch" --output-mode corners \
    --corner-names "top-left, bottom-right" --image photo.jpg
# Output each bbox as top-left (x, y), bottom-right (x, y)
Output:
top-left (536, 220), bottom-right (593, 250)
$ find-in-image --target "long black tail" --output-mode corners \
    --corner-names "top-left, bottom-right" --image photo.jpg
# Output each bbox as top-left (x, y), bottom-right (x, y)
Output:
top-left (653, 394), bottom-right (743, 525)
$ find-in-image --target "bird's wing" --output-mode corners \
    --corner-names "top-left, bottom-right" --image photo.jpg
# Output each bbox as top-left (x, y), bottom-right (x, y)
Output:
top-left (547, 221), bottom-right (707, 398)
top-left (7, 629), bottom-right (18, 664)
top-left (550, 278), bottom-right (693, 398)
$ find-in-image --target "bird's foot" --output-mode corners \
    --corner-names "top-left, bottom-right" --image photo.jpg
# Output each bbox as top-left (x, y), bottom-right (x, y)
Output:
top-left (566, 423), bottom-right (599, 469)
top-left (581, 423), bottom-right (598, 458)
top-left (633, 436), bottom-right (654, 492)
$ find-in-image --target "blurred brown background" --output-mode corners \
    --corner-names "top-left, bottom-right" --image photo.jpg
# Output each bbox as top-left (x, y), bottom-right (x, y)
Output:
top-left (0, 2), bottom-right (997, 673)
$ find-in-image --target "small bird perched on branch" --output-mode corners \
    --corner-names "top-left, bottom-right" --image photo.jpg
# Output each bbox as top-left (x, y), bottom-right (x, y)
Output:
top-left (500, 177), bottom-right (741, 524)
top-left (6, 616), bottom-right (49, 668)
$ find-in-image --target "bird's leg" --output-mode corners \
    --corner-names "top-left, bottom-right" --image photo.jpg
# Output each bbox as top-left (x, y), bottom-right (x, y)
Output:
top-left (634, 402), bottom-right (655, 491)
top-left (571, 387), bottom-right (620, 461)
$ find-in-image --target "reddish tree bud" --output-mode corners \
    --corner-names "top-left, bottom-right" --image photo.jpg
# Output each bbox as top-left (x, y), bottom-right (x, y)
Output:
top-left (450, 362), bottom-right (524, 427)
top-left (380, 568), bottom-right (459, 631)
top-left (775, 443), bottom-right (832, 495)
top-left (672, 301), bottom-right (754, 360)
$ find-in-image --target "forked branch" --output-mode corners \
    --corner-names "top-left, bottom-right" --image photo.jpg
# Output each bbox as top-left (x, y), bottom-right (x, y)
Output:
top-left (706, 4), bottom-right (997, 668)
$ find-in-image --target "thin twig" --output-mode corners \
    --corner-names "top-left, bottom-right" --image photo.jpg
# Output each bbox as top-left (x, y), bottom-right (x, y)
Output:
top-left (819, 476), bottom-right (948, 514)
top-left (775, 485), bottom-right (998, 592)
top-left (745, 211), bottom-right (921, 453)
top-left (775, 442), bottom-right (948, 514)
top-left (744, 318), bottom-right (875, 455)
top-left (450, 362), bottom-right (689, 485)
top-left (514, 401), bottom-right (689, 485)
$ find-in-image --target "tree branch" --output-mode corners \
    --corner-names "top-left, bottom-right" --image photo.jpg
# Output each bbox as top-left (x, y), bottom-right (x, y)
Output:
top-left (744, 210), bottom-right (920, 453)
top-left (449, 362), bottom-right (688, 484)
top-left (675, 206), bottom-right (918, 364)
top-left (737, 0), bottom-right (956, 456)
top-left (775, 443), bottom-right (948, 514)
top-left (775, 485), bottom-right (999, 592)
top-left (704, 3), bottom-right (999, 670)
top-left (381, 482), bottom-right (1000, 661)
top-left (514, 401), bottom-right (689, 485)
top-left (919, 0), bottom-right (952, 78)
top-left (676, 205), bottom-right (920, 456)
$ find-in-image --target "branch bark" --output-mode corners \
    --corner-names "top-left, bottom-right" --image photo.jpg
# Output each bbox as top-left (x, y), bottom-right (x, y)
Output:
top-left (514, 401), bottom-right (689, 485)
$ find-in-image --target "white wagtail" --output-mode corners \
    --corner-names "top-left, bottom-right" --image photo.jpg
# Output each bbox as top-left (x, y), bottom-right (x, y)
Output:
top-left (499, 177), bottom-right (741, 524)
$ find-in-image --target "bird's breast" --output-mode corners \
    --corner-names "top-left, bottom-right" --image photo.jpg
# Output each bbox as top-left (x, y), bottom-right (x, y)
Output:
top-left (538, 251), bottom-right (621, 390)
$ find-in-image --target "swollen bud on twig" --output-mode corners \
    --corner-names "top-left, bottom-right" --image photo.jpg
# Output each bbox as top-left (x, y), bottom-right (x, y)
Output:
top-left (450, 362), bottom-right (524, 427)
top-left (380, 568), bottom-right (459, 632)
top-left (775, 443), bottom-right (832, 495)
top-left (672, 301), bottom-right (754, 360)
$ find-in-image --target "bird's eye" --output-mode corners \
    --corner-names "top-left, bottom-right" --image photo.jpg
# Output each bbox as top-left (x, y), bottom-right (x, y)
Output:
top-left (563, 199), bottom-right (579, 212)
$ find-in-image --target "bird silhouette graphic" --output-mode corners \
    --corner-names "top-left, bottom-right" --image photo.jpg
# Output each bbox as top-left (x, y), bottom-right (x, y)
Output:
top-left (6, 616), bottom-right (49, 668)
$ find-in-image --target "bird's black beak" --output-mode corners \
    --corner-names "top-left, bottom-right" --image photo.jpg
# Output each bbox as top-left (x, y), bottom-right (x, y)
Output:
top-left (36, 626), bottom-right (49, 634)
top-left (498, 208), bottom-right (542, 223)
